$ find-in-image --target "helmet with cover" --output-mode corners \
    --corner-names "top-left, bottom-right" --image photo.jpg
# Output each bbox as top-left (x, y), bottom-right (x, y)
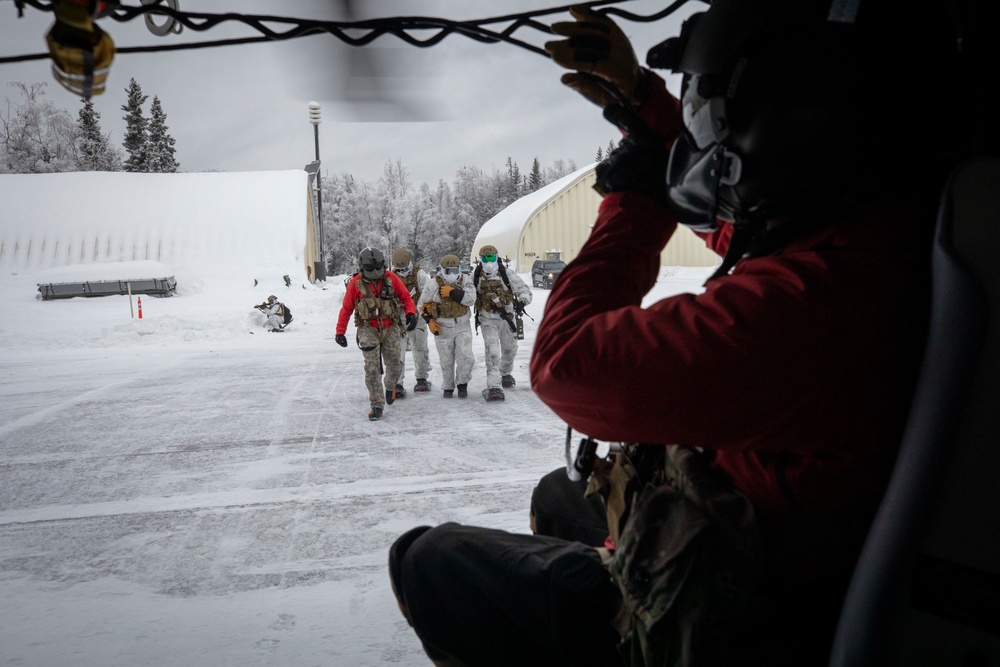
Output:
top-left (391, 248), bottom-right (411, 267)
top-left (359, 247), bottom-right (386, 281)
top-left (267, 295), bottom-right (277, 304)
top-left (648, 0), bottom-right (959, 232)
top-left (438, 254), bottom-right (462, 284)
top-left (391, 248), bottom-right (412, 277)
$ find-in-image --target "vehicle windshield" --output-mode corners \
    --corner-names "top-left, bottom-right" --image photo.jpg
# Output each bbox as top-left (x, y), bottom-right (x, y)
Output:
top-left (543, 262), bottom-right (566, 270)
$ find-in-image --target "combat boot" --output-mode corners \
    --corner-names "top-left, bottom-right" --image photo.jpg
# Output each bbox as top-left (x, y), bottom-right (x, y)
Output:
top-left (369, 406), bottom-right (383, 421)
top-left (483, 387), bottom-right (505, 402)
top-left (414, 378), bottom-right (431, 392)
top-left (501, 374), bottom-right (516, 388)
top-left (457, 383), bottom-right (468, 398)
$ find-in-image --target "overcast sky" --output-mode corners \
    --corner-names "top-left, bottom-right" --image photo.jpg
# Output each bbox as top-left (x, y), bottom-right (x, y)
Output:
top-left (0, 0), bottom-right (700, 185)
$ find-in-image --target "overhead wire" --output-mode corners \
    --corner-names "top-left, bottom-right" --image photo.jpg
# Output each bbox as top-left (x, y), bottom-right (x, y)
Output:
top-left (0, 0), bottom-right (697, 65)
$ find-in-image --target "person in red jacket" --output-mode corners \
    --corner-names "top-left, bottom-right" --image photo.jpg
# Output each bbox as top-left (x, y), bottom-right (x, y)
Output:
top-left (388, 2), bottom-right (963, 664)
top-left (336, 247), bottom-right (417, 421)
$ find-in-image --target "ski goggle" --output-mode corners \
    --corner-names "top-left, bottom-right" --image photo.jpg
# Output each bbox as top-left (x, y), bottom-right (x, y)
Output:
top-left (362, 261), bottom-right (381, 271)
top-left (441, 266), bottom-right (460, 275)
top-left (393, 264), bottom-right (412, 277)
top-left (480, 253), bottom-right (497, 262)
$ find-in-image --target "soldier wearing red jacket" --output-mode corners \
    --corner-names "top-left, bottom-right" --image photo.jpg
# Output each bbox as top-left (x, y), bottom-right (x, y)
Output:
top-left (336, 248), bottom-right (417, 421)
top-left (389, 2), bottom-right (960, 664)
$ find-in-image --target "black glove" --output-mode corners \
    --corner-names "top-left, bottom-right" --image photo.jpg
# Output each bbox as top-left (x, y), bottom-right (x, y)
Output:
top-left (335, 334), bottom-right (348, 347)
top-left (448, 287), bottom-right (465, 303)
top-left (545, 6), bottom-right (644, 109)
top-left (405, 312), bottom-right (417, 331)
top-left (593, 105), bottom-right (670, 204)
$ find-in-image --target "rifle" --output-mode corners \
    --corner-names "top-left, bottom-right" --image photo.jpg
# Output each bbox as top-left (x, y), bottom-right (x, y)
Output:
top-left (492, 296), bottom-right (518, 334)
top-left (513, 297), bottom-right (533, 322)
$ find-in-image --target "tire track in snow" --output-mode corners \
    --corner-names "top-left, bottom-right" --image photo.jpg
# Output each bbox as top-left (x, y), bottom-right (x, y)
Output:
top-left (0, 466), bottom-right (555, 527)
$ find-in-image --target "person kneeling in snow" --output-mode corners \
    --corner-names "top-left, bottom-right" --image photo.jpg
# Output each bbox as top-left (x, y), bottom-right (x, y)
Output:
top-left (255, 295), bottom-right (292, 332)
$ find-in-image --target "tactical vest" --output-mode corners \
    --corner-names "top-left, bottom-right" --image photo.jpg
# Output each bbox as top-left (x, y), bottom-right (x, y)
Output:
top-left (429, 275), bottom-right (469, 319)
top-left (400, 265), bottom-right (422, 303)
top-left (353, 277), bottom-right (400, 327)
top-left (475, 274), bottom-right (513, 313)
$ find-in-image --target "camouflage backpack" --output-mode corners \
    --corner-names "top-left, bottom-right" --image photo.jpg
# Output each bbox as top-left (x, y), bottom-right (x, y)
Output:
top-left (587, 444), bottom-right (763, 667)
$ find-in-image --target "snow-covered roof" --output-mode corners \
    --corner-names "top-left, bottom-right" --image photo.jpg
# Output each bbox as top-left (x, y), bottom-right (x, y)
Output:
top-left (473, 162), bottom-right (596, 259)
top-left (0, 171), bottom-right (311, 283)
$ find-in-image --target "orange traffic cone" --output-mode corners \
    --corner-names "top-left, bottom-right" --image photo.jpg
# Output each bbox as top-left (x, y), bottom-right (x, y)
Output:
top-left (137, 296), bottom-right (143, 319)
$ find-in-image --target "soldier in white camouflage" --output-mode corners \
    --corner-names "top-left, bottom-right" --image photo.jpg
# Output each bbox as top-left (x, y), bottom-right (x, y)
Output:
top-left (391, 248), bottom-right (434, 394)
top-left (472, 244), bottom-right (532, 402)
top-left (417, 254), bottom-right (476, 398)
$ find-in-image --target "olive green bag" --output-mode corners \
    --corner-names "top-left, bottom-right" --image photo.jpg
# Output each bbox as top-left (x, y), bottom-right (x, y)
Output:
top-left (587, 445), bottom-right (763, 667)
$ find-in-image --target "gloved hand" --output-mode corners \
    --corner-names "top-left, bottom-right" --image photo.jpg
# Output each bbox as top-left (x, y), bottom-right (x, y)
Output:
top-left (439, 285), bottom-right (455, 299)
top-left (405, 312), bottom-right (417, 331)
top-left (421, 302), bottom-right (434, 323)
top-left (545, 5), bottom-right (644, 109)
top-left (428, 319), bottom-right (442, 336)
top-left (335, 334), bottom-right (348, 347)
top-left (447, 287), bottom-right (465, 303)
top-left (593, 105), bottom-right (671, 203)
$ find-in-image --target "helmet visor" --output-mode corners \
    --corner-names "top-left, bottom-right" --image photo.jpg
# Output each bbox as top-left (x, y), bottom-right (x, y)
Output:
top-left (480, 253), bottom-right (497, 262)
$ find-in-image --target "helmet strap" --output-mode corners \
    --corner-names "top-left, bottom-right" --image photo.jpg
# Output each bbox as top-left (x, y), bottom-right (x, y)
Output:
top-left (704, 212), bottom-right (765, 283)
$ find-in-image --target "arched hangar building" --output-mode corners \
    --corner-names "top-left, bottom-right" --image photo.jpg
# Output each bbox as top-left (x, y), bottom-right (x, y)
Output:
top-left (471, 163), bottom-right (719, 273)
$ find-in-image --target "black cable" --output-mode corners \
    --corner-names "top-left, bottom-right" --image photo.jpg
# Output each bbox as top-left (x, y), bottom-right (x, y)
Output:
top-left (0, 0), bottom-right (697, 65)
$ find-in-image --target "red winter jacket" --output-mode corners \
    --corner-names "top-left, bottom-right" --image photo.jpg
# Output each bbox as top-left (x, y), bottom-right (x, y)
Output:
top-left (529, 74), bottom-right (932, 524)
top-left (337, 272), bottom-right (416, 335)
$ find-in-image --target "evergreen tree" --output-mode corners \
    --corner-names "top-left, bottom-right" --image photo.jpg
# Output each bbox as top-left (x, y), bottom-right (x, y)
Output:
top-left (596, 146), bottom-right (603, 162)
top-left (607, 139), bottom-right (616, 157)
top-left (528, 157), bottom-right (543, 192)
top-left (75, 98), bottom-right (122, 171)
top-left (121, 78), bottom-right (149, 172)
top-left (146, 96), bottom-right (179, 173)
top-left (504, 156), bottom-right (522, 205)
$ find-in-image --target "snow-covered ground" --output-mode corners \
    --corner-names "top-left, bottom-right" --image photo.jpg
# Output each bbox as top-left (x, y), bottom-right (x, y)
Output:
top-left (0, 249), bottom-right (712, 665)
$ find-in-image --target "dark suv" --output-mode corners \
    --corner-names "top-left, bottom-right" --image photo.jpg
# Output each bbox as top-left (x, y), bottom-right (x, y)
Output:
top-left (531, 259), bottom-right (567, 289)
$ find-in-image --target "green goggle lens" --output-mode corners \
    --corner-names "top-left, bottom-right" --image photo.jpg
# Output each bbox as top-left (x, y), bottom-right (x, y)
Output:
top-left (481, 254), bottom-right (497, 262)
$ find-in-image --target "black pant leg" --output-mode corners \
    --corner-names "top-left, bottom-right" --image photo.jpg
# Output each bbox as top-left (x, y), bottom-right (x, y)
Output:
top-left (389, 522), bottom-right (622, 667)
top-left (530, 467), bottom-right (609, 546)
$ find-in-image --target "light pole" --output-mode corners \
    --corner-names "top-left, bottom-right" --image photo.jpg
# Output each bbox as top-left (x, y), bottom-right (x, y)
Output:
top-left (308, 101), bottom-right (326, 282)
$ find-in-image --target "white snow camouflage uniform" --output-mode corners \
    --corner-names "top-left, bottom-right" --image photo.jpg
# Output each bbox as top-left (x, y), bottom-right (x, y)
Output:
top-left (418, 272), bottom-right (477, 391)
top-left (396, 264), bottom-right (433, 385)
top-left (262, 301), bottom-right (287, 331)
top-left (475, 265), bottom-right (532, 389)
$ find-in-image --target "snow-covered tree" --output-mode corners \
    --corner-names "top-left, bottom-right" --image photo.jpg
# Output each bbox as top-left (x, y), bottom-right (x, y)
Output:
top-left (543, 158), bottom-right (577, 185)
top-left (368, 158), bottom-right (413, 251)
top-left (323, 172), bottom-right (373, 275)
top-left (75, 98), bottom-right (122, 171)
top-left (0, 81), bottom-right (78, 173)
top-left (595, 146), bottom-right (603, 162)
top-left (412, 180), bottom-right (457, 266)
top-left (121, 78), bottom-right (149, 172)
top-left (146, 96), bottom-right (179, 173)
